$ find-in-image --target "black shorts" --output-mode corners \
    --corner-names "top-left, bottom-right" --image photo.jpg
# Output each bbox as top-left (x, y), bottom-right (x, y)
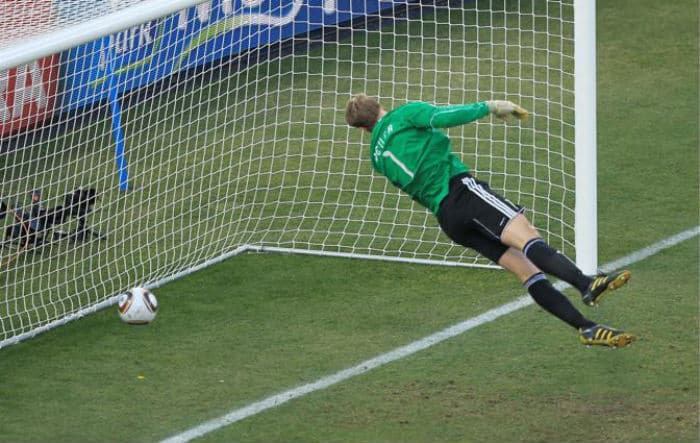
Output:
top-left (437, 172), bottom-right (524, 263)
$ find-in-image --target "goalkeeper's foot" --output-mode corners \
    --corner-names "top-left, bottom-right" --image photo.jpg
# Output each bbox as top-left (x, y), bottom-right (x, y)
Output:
top-left (582, 270), bottom-right (631, 306)
top-left (578, 324), bottom-right (636, 348)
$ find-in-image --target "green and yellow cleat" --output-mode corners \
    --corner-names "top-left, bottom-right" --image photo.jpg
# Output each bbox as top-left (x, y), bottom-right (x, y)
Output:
top-left (582, 270), bottom-right (631, 306)
top-left (578, 324), bottom-right (637, 348)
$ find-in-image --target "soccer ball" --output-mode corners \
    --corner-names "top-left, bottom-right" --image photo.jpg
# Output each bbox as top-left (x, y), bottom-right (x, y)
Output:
top-left (118, 287), bottom-right (158, 324)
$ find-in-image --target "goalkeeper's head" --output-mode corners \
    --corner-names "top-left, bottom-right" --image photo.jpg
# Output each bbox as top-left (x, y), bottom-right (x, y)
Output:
top-left (345, 94), bottom-right (385, 132)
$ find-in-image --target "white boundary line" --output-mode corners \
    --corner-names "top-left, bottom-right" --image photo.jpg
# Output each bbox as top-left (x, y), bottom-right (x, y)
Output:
top-left (161, 226), bottom-right (700, 443)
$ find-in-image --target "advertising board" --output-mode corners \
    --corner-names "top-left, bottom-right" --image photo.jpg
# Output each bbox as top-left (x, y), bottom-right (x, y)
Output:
top-left (60, 0), bottom-right (413, 110)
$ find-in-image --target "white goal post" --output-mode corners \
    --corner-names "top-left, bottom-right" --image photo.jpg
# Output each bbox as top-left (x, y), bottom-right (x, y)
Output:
top-left (0, 0), bottom-right (596, 348)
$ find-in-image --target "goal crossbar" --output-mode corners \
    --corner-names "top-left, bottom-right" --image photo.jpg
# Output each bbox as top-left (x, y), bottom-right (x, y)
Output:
top-left (0, 0), bottom-right (208, 71)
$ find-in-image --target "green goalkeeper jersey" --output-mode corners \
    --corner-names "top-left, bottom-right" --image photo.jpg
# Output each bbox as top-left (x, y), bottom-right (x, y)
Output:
top-left (369, 101), bottom-right (490, 214)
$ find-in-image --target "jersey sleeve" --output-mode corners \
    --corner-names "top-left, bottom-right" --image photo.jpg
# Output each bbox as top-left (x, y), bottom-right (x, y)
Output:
top-left (405, 101), bottom-right (490, 129)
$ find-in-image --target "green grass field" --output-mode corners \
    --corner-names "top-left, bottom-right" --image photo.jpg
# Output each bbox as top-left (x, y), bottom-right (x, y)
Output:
top-left (0, 0), bottom-right (698, 442)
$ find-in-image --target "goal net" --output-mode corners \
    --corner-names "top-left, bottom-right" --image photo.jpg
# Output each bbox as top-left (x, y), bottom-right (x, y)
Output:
top-left (0, 0), bottom-right (587, 347)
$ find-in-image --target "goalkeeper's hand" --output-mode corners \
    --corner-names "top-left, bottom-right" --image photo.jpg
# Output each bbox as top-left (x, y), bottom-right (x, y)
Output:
top-left (486, 100), bottom-right (529, 122)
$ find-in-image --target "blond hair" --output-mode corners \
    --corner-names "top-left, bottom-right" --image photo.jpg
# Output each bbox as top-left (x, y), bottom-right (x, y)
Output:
top-left (345, 94), bottom-right (382, 130)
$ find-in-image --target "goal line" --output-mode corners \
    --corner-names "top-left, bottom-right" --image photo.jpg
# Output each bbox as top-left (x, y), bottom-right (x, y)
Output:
top-left (160, 225), bottom-right (700, 443)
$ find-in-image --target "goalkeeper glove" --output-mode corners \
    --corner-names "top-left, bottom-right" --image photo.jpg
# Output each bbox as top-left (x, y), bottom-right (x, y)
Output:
top-left (486, 100), bottom-right (529, 122)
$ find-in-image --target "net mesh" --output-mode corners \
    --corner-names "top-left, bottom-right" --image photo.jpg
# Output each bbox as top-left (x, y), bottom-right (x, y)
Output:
top-left (0, 0), bottom-right (152, 50)
top-left (0, 0), bottom-right (575, 346)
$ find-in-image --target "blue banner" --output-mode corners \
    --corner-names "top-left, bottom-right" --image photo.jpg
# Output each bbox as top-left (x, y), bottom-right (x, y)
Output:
top-left (59, 0), bottom-right (416, 110)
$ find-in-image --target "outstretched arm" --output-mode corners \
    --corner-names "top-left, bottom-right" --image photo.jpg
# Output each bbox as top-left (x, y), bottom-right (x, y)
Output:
top-left (408, 102), bottom-right (489, 128)
top-left (407, 101), bottom-right (528, 129)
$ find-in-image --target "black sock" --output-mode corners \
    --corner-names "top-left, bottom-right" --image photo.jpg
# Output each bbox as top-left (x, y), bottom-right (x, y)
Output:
top-left (524, 273), bottom-right (595, 330)
top-left (523, 238), bottom-right (593, 294)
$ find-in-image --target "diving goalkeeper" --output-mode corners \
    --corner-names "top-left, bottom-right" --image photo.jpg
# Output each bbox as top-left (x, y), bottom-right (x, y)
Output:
top-left (345, 94), bottom-right (636, 348)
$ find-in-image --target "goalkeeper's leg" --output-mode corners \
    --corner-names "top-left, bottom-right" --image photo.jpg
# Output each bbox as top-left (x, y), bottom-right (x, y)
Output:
top-left (498, 248), bottom-right (595, 329)
top-left (498, 248), bottom-right (636, 347)
top-left (500, 214), bottom-right (631, 304)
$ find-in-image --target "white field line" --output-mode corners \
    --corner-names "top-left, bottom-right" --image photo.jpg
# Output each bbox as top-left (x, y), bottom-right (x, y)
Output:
top-left (161, 226), bottom-right (700, 443)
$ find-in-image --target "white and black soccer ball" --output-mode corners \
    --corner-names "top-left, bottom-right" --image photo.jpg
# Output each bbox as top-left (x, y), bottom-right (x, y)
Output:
top-left (118, 287), bottom-right (158, 324)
